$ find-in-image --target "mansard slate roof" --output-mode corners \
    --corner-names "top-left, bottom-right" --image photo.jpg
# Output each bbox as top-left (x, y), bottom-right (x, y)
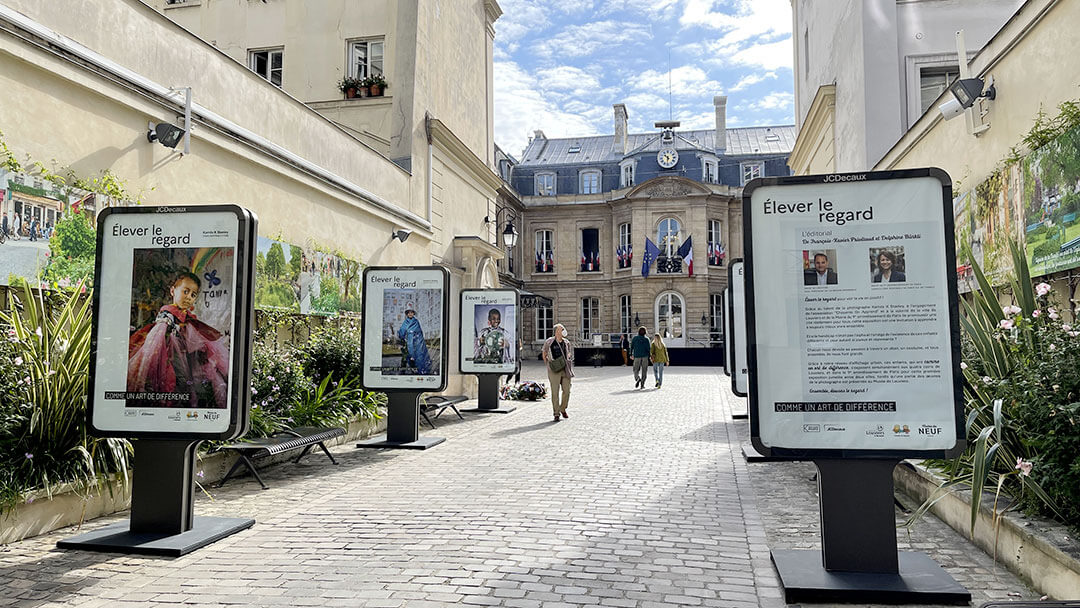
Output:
top-left (518, 125), bottom-right (796, 167)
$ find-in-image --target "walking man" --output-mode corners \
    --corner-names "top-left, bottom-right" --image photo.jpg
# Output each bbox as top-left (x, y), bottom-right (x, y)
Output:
top-left (630, 326), bottom-right (651, 389)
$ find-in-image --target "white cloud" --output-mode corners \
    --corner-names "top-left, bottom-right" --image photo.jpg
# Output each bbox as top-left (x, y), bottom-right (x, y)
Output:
top-left (494, 60), bottom-right (605, 158)
top-left (536, 66), bottom-right (602, 94)
top-left (535, 20), bottom-right (652, 59)
top-left (679, 0), bottom-right (791, 42)
top-left (597, 0), bottom-right (680, 19)
top-left (729, 71), bottom-right (776, 92)
top-left (726, 38), bottom-right (793, 71)
top-left (747, 92), bottom-right (794, 111)
top-left (633, 66), bottom-right (722, 98)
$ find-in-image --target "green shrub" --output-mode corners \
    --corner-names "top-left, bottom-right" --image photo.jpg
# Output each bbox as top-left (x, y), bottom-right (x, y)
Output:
top-left (915, 241), bottom-right (1079, 533)
top-left (299, 321), bottom-right (364, 384)
top-left (249, 340), bottom-right (311, 434)
top-left (0, 283), bottom-right (130, 512)
top-left (1033, 236), bottom-right (1061, 260)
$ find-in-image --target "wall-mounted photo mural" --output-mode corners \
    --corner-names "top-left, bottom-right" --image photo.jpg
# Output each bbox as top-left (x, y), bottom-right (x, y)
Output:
top-left (954, 120), bottom-right (1080, 290)
top-left (254, 236), bottom-right (361, 315)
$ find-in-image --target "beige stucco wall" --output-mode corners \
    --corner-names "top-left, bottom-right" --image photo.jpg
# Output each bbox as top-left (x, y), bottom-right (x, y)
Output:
top-left (1, 0), bottom-right (503, 396)
top-left (876, 0), bottom-right (1073, 192)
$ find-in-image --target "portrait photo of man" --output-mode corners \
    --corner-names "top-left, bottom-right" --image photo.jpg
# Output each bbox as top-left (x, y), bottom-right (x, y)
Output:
top-left (803, 251), bottom-right (838, 286)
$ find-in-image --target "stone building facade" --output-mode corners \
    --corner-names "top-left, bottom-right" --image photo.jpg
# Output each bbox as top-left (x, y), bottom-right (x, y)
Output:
top-left (509, 98), bottom-right (795, 354)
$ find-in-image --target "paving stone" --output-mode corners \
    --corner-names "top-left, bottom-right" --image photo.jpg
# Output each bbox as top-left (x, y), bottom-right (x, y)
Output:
top-left (0, 364), bottom-right (1046, 607)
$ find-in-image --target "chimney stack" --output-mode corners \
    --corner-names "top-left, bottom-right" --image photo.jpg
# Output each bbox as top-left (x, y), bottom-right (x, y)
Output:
top-left (714, 95), bottom-right (727, 153)
top-left (613, 104), bottom-right (629, 155)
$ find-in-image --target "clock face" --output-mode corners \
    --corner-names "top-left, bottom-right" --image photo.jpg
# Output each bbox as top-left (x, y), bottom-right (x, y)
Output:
top-left (657, 147), bottom-right (679, 169)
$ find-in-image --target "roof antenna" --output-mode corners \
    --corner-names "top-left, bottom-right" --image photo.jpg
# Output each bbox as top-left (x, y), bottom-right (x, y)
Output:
top-left (667, 48), bottom-right (673, 121)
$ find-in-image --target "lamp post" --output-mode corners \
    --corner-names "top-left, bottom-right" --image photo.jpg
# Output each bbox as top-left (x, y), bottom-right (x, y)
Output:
top-left (633, 312), bottom-right (641, 327)
top-left (484, 208), bottom-right (519, 272)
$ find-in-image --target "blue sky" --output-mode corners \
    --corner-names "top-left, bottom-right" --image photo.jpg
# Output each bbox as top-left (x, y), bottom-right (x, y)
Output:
top-left (493, 0), bottom-right (795, 159)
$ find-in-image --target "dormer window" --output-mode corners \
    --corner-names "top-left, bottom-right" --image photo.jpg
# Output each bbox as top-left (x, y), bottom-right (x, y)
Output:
top-left (568, 145), bottom-right (581, 154)
top-left (700, 156), bottom-right (718, 184)
top-left (536, 172), bottom-right (556, 196)
top-left (764, 134), bottom-right (781, 143)
top-left (741, 161), bottom-right (764, 185)
top-left (580, 170), bottom-right (600, 194)
top-left (620, 159), bottom-right (636, 188)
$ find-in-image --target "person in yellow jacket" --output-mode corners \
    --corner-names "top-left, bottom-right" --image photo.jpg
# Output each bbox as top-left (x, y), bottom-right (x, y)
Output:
top-left (650, 332), bottom-right (669, 388)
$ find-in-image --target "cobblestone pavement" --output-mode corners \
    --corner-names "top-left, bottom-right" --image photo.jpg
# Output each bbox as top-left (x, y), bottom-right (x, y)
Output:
top-left (0, 364), bottom-right (1040, 607)
top-left (0, 239), bottom-right (49, 284)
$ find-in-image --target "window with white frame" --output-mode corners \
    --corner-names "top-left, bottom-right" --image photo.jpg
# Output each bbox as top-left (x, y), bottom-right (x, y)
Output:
top-left (702, 158), bottom-right (718, 184)
top-left (534, 229), bottom-right (554, 273)
top-left (741, 161), bottom-right (764, 185)
top-left (617, 222), bottom-right (632, 269)
top-left (707, 219), bottom-right (724, 266)
top-left (620, 162), bottom-right (634, 188)
top-left (581, 297), bottom-right (599, 340)
top-left (657, 217), bottom-right (681, 257)
top-left (348, 39), bottom-right (384, 81)
top-left (249, 47), bottom-right (283, 87)
top-left (536, 307), bottom-right (553, 341)
top-left (710, 293), bottom-right (724, 339)
top-left (919, 66), bottom-right (959, 116)
top-left (620, 294), bottom-right (632, 335)
top-left (580, 170), bottom-right (601, 194)
top-left (535, 172), bottom-right (555, 196)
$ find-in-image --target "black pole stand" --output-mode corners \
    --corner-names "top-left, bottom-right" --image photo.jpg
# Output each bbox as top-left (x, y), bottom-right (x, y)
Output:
top-left (769, 459), bottom-right (969, 604)
top-left (57, 440), bottom-right (255, 557)
top-left (356, 391), bottom-right (445, 450)
top-left (461, 374), bottom-right (516, 414)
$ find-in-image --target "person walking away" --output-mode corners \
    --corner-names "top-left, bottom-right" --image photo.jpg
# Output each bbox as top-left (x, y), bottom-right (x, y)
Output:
top-left (620, 334), bottom-right (630, 366)
top-left (29, 217), bottom-right (38, 242)
top-left (542, 323), bottom-right (574, 421)
top-left (630, 326), bottom-right (651, 389)
top-left (2, 213), bottom-right (8, 239)
top-left (650, 333), bottom-right (669, 388)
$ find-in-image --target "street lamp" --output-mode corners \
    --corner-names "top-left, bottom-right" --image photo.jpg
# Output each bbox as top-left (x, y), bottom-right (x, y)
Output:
top-left (484, 208), bottom-right (519, 249)
top-left (633, 312), bottom-right (641, 327)
top-left (701, 313), bottom-right (708, 327)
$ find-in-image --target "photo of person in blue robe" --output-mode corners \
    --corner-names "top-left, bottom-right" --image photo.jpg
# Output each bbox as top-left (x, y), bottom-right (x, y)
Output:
top-left (397, 305), bottom-right (432, 374)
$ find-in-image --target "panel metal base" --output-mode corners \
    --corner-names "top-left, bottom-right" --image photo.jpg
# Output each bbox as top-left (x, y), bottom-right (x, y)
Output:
top-left (56, 516), bottom-right (254, 557)
top-left (731, 411), bottom-right (748, 420)
top-left (742, 443), bottom-right (788, 462)
top-left (356, 436), bottom-right (446, 450)
top-left (461, 406), bottom-right (517, 414)
top-left (771, 549), bottom-right (970, 604)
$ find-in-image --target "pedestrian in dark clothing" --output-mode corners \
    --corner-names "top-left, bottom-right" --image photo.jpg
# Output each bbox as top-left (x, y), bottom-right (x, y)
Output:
top-left (620, 334), bottom-right (630, 366)
top-left (29, 218), bottom-right (38, 241)
top-left (630, 326), bottom-right (651, 389)
top-left (1, 213), bottom-right (7, 238)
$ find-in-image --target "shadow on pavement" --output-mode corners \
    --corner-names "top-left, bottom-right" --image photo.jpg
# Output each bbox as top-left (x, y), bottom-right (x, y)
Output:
top-left (488, 420), bottom-right (557, 437)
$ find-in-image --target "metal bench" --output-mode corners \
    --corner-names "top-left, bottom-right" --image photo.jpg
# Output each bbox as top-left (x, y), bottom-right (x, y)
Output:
top-left (215, 426), bottom-right (346, 489)
top-left (421, 395), bottom-right (467, 429)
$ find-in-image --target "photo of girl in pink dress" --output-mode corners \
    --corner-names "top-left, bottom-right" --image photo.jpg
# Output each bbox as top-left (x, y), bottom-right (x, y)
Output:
top-left (127, 268), bottom-right (231, 408)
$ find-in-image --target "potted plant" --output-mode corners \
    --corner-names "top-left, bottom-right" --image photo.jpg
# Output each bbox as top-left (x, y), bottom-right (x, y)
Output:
top-left (590, 352), bottom-right (604, 368)
top-left (337, 76), bottom-right (363, 99)
top-left (366, 74), bottom-right (387, 97)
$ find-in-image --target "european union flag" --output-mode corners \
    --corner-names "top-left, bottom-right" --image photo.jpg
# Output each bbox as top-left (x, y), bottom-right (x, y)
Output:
top-left (642, 237), bottom-right (660, 278)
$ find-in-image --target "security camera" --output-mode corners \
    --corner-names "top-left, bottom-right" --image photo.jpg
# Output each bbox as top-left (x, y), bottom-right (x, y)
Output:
top-left (939, 98), bottom-right (965, 121)
top-left (391, 229), bottom-right (413, 243)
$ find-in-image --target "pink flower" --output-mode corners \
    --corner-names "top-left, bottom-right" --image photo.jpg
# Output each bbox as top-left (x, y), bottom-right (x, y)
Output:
top-left (999, 319), bottom-right (1014, 330)
top-left (1063, 324), bottom-right (1073, 331)
top-left (1070, 331), bottom-right (1080, 338)
top-left (1036, 282), bottom-right (1052, 297)
top-left (1015, 457), bottom-right (1033, 477)
top-left (1049, 344), bottom-right (1057, 351)
top-left (960, 362), bottom-right (968, 370)
top-left (982, 376), bottom-right (992, 384)
top-left (1032, 309), bottom-right (1041, 318)
top-left (1049, 308), bottom-right (1059, 320)
top-left (14, 357), bottom-right (22, 366)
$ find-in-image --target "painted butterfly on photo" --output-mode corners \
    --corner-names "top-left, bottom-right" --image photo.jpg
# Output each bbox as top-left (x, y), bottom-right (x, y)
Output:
top-left (204, 269), bottom-right (221, 287)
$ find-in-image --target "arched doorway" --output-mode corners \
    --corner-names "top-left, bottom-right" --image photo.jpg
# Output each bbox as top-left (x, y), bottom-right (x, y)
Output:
top-left (654, 291), bottom-right (685, 347)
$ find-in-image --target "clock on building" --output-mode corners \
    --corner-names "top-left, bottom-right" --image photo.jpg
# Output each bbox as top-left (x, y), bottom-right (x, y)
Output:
top-left (657, 147), bottom-right (679, 169)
